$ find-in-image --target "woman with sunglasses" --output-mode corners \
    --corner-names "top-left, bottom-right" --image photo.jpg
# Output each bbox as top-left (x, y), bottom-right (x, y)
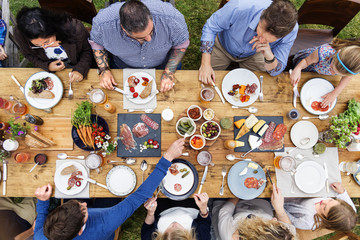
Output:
top-left (15, 7), bottom-right (94, 82)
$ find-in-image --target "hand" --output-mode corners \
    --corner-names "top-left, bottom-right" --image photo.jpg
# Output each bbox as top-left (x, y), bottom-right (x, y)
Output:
top-left (163, 138), bottom-right (185, 162)
top-left (194, 192), bottom-right (209, 215)
top-left (69, 71), bottom-right (83, 83)
top-left (99, 70), bottom-right (117, 90)
top-left (290, 68), bottom-right (301, 86)
top-left (271, 183), bottom-right (284, 213)
top-left (160, 70), bottom-right (175, 92)
top-left (48, 60), bottom-right (65, 72)
top-left (0, 45), bottom-right (7, 61)
top-left (331, 182), bottom-right (345, 194)
top-left (199, 63), bottom-right (216, 85)
top-left (249, 36), bottom-right (272, 59)
top-left (144, 197), bottom-right (157, 216)
top-left (35, 184), bottom-right (52, 201)
top-left (321, 90), bottom-right (338, 108)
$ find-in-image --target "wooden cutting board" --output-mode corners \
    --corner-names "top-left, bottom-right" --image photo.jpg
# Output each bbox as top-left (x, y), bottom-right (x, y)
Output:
top-left (30, 118), bottom-right (73, 150)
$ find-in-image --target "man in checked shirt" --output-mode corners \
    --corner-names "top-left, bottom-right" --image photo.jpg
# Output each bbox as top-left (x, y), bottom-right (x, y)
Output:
top-left (89, 0), bottom-right (189, 92)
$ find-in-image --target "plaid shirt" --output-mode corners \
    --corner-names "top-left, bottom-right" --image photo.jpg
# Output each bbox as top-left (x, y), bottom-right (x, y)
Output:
top-left (0, 19), bottom-right (6, 46)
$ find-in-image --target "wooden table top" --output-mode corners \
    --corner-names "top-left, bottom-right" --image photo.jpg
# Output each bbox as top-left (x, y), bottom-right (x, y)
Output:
top-left (1, 68), bottom-right (359, 198)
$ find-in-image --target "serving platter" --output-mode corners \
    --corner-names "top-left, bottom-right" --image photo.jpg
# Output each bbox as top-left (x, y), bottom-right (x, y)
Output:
top-left (352, 160), bottom-right (360, 186)
top-left (295, 161), bottom-right (325, 193)
top-left (106, 165), bottom-right (136, 196)
top-left (54, 161), bottom-right (88, 196)
top-left (123, 72), bottom-right (157, 104)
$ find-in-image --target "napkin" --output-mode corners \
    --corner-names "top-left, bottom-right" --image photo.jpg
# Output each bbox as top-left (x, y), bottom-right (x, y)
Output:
top-left (275, 147), bottom-right (341, 197)
top-left (55, 160), bottom-right (90, 199)
top-left (122, 68), bottom-right (157, 112)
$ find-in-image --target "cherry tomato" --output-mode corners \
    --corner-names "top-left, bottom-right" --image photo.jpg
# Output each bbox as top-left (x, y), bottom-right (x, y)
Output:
top-left (154, 144), bottom-right (159, 149)
top-left (92, 132), bottom-right (97, 138)
top-left (130, 87), bottom-right (135, 93)
top-left (98, 126), bottom-right (104, 131)
top-left (153, 140), bottom-right (158, 145)
top-left (148, 139), bottom-right (153, 145)
top-left (92, 123), bottom-right (98, 128)
top-left (133, 92), bottom-right (139, 98)
top-left (100, 132), bottom-right (106, 137)
top-left (95, 140), bottom-right (99, 144)
top-left (142, 77), bottom-right (149, 82)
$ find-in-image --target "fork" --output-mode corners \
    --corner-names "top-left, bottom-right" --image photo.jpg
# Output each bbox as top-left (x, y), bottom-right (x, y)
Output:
top-left (259, 75), bottom-right (264, 102)
top-left (220, 166), bottom-right (227, 195)
top-left (68, 73), bottom-right (73, 100)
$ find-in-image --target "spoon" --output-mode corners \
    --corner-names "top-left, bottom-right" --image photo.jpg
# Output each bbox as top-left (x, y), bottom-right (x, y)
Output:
top-left (140, 160), bottom-right (148, 183)
top-left (287, 137), bottom-right (311, 154)
top-left (294, 153), bottom-right (320, 161)
top-left (226, 154), bottom-right (251, 161)
top-left (57, 153), bottom-right (85, 160)
top-left (232, 106), bottom-right (258, 113)
top-left (302, 114), bottom-right (329, 120)
top-left (107, 158), bottom-right (136, 165)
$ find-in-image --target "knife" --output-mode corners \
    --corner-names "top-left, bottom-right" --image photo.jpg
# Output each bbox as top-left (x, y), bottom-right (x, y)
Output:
top-left (77, 176), bottom-right (108, 190)
top-left (11, 75), bottom-right (25, 94)
top-left (265, 168), bottom-right (273, 185)
top-left (114, 87), bottom-right (159, 99)
top-left (289, 70), bottom-right (299, 108)
top-left (198, 165), bottom-right (208, 194)
top-left (323, 162), bottom-right (329, 192)
top-left (240, 139), bottom-right (263, 158)
top-left (3, 160), bottom-right (7, 196)
top-left (211, 81), bottom-right (225, 104)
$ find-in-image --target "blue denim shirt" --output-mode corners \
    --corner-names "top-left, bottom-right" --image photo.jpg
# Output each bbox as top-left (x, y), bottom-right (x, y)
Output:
top-left (0, 19), bottom-right (7, 46)
top-left (200, 0), bottom-right (298, 76)
top-left (90, 0), bottom-right (189, 68)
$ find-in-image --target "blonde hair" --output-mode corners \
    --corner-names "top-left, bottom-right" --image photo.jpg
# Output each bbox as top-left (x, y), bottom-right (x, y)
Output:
top-left (313, 199), bottom-right (358, 232)
top-left (152, 228), bottom-right (196, 240)
top-left (235, 216), bottom-right (297, 240)
top-left (329, 38), bottom-right (360, 75)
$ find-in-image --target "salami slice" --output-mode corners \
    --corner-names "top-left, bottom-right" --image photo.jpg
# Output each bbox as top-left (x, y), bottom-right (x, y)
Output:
top-left (311, 101), bottom-right (320, 111)
top-left (244, 177), bottom-right (258, 189)
top-left (68, 177), bottom-right (76, 187)
top-left (263, 122), bottom-right (276, 143)
top-left (272, 123), bottom-right (287, 140)
top-left (257, 178), bottom-right (266, 189)
top-left (320, 104), bottom-right (329, 112)
top-left (174, 183), bottom-right (182, 192)
top-left (140, 114), bottom-right (159, 130)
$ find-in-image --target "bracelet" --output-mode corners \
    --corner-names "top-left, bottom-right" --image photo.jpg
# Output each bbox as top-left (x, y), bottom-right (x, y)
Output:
top-left (200, 207), bottom-right (209, 217)
top-left (264, 56), bottom-right (276, 64)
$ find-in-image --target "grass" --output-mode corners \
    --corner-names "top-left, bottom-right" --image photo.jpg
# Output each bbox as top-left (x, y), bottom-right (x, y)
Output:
top-left (6, 0), bottom-right (360, 239)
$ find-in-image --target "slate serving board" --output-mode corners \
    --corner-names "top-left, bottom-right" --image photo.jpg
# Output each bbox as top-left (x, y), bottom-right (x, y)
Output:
top-left (117, 113), bottom-right (161, 157)
top-left (233, 116), bottom-right (284, 153)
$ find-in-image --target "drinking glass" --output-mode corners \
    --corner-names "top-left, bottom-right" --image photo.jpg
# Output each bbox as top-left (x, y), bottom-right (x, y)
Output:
top-left (339, 162), bottom-right (359, 174)
top-left (14, 152), bottom-right (31, 163)
top-left (11, 102), bottom-right (28, 115)
top-left (274, 156), bottom-right (296, 172)
top-left (88, 88), bottom-right (116, 113)
top-left (197, 150), bottom-right (215, 166)
top-left (85, 153), bottom-right (105, 173)
top-left (199, 85), bottom-right (215, 103)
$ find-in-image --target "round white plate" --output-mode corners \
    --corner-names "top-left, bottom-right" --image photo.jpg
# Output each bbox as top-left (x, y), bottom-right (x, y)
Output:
top-left (295, 161), bottom-right (325, 193)
top-left (106, 165), bottom-right (136, 196)
top-left (24, 72), bottom-right (64, 110)
top-left (300, 78), bottom-right (336, 115)
top-left (290, 120), bottom-right (319, 149)
top-left (163, 162), bottom-right (195, 195)
top-left (221, 68), bottom-right (260, 107)
top-left (54, 161), bottom-right (88, 196)
top-left (124, 72), bottom-right (157, 104)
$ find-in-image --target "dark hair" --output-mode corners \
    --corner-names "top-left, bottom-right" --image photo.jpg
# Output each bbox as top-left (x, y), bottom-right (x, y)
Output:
top-left (119, 0), bottom-right (152, 34)
top-left (260, 0), bottom-right (297, 38)
top-left (43, 200), bottom-right (86, 240)
top-left (16, 7), bottom-right (75, 43)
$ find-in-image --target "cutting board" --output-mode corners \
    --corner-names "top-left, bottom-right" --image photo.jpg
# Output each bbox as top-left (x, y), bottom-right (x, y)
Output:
top-left (117, 113), bottom-right (161, 157)
top-left (233, 116), bottom-right (284, 153)
top-left (30, 118), bottom-right (73, 150)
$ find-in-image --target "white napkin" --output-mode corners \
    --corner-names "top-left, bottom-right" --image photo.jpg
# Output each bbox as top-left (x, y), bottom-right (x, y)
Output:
top-left (55, 160), bottom-right (90, 199)
top-left (122, 68), bottom-right (157, 112)
top-left (275, 147), bottom-right (341, 197)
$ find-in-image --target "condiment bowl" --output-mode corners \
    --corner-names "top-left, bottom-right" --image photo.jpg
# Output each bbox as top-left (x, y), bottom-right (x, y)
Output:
top-left (200, 120), bottom-right (221, 141)
top-left (187, 105), bottom-right (202, 121)
top-left (189, 134), bottom-right (206, 150)
top-left (176, 117), bottom-right (196, 137)
top-left (203, 108), bottom-right (215, 121)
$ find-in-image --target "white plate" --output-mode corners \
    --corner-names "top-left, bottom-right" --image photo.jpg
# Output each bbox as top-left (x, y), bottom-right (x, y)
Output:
top-left (106, 165), bottom-right (136, 196)
top-left (221, 68), bottom-right (260, 107)
top-left (24, 72), bottom-right (63, 110)
top-left (300, 78), bottom-right (336, 115)
top-left (295, 161), bottom-right (325, 193)
top-left (54, 161), bottom-right (88, 196)
top-left (124, 72), bottom-right (157, 104)
top-left (290, 121), bottom-right (319, 149)
top-left (163, 163), bottom-right (195, 195)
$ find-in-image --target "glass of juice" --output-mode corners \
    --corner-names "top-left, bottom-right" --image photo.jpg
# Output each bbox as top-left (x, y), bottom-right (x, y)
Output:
top-left (0, 97), bottom-right (6, 109)
top-left (14, 152), bottom-right (30, 163)
top-left (11, 102), bottom-right (28, 115)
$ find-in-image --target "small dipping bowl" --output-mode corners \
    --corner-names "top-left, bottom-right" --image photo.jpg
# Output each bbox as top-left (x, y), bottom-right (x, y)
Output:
top-left (34, 153), bottom-right (48, 165)
top-left (203, 108), bottom-right (215, 121)
top-left (161, 108), bottom-right (174, 122)
top-left (189, 134), bottom-right (206, 150)
top-left (176, 117), bottom-right (196, 137)
top-left (187, 105), bottom-right (202, 121)
top-left (200, 121), bottom-right (221, 141)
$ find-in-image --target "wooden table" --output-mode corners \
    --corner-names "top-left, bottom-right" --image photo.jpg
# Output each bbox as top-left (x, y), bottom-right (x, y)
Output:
top-left (1, 68), bottom-right (360, 198)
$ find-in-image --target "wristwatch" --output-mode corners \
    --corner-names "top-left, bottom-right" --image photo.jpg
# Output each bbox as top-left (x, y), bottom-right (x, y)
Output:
top-left (200, 207), bottom-right (209, 217)
top-left (264, 56), bottom-right (276, 64)
top-left (97, 66), bottom-right (110, 75)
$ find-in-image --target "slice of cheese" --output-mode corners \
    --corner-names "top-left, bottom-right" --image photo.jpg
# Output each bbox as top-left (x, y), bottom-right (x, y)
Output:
top-left (247, 162), bottom-right (258, 170)
top-left (245, 114), bottom-right (259, 129)
top-left (253, 120), bottom-right (266, 133)
top-left (235, 125), bottom-right (250, 139)
top-left (356, 173), bottom-right (360, 182)
top-left (239, 167), bottom-right (248, 176)
top-left (248, 135), bottom-right (260, 149)
top-left (258, 124), bottom-right (269, 137)
top-left (234, 119), bottom-right (246, 129)
top-left (234, 141), bottom-right (245, 147)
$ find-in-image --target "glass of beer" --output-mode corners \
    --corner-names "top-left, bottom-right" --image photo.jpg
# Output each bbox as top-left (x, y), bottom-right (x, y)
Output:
top-left (274, 156), bottom-right (296, 172)
top-left (85, 153), bottom-right (105, 173)
top-left (88, 88), bottom-right (116, 113)
top-left (14, 152), bottom-right (30, 163)
top-left (11, 102), bottom-right (28, 115)
top-left (339, 161), bottom-right (359, 174)
top-left (199, 85), bottom-right (215, 103)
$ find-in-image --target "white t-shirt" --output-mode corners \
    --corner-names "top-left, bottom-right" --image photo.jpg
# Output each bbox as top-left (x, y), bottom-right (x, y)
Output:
top-left (44, 45), bottom-right (68, 60)
top-left (157, 207), bottom-right (199, 233)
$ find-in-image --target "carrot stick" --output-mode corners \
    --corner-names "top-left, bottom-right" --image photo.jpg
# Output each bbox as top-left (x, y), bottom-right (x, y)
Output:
top-left (76, 128), bottom-right (87, 146)
top-left (80, 126), bottom-right (91, 147)
top-left (86, 126), bottom-right (94, 148)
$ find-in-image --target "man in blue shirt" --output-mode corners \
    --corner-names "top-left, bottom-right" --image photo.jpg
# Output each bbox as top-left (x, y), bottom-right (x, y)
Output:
top-left (0, 19), bottom-right (8, 67)
top-left (199, 0), bottom-right (298, 84)
top-left (89, 0), bottom-right (189, 92)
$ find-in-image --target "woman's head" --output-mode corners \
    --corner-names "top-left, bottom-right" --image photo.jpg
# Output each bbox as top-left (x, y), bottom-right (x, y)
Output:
top-left (236, 216), bottom-right (296, 240)
top-left (313, 199), bottom-right (358, 232)
top-left (152, 227), bottom-right (196, 240)
top-left (331, 46), bottom-right (360, 76)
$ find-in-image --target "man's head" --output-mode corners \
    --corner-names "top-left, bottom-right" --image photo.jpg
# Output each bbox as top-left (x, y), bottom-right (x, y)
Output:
top-left (120, 0), bottom-right (153, 42)
top-left (44, 200), bottom-right (88, 240)
top-left (258, 0), bottom-right (297, 42)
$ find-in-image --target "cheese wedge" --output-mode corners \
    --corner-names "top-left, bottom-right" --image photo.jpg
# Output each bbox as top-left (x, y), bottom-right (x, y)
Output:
top-left (235, 125), bottom-right (250, 139)
top-left (248, 135), bottom-right (260, 149)
top-left (245, 114), bottom-right (259, 129)
top-left (247, 162), bottom-right (258, 170)
top-left (258, 124), bottom-right (269, 137)
top-left (239, 167), bottom-right (248, 176)
top-left (234, 141), bottom-right (245, 147)
top-left (234, 119), bottom-right (246, 129)
top-left (253, 120), bottom-right (266, 133)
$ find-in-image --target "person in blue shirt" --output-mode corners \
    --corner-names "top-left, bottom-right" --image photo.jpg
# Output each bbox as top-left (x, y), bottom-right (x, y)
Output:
top-left (0, 19), bottom-right (7, 67)
top-left (199, 0), bottom-right (299, 85)
top-left (33, 138), bottom-right (185, 240)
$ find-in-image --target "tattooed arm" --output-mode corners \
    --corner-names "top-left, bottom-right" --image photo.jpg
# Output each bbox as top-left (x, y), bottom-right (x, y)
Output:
top-left (93, 49), bottom-right (117, 90)
top-left (160, 48), bottom-right (186, 92)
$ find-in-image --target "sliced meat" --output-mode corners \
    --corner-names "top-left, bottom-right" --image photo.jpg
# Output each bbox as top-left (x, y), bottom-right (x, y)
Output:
top-left (44, 77), bottom-right (54, 90)
top-left (263, 122), bottom-right (276, 143)
top-left (174, 183), bottom-right (182, 192)
top-left (132, 123), bottom-right (149, 138)
top-left (257, 178), bottom-right (266, 189)
top-left (140, 114), bottom-right (159, 130)
top-left (259, 137), bottom-right (284, 151)
top-left (119, 123), bottom-right (137, 150)
top-left (311, 101), bottom-right (321, 111)
top-left (169, 164), bottom-right (179, 176)
top-left (128, 76), bottom-right (137, 88)
top-left (245, 83), bottom-right (258, 94)
top-left (272, 123), bottom-right (287, 140)
top-left (244, 177), bottom-right (258, 189)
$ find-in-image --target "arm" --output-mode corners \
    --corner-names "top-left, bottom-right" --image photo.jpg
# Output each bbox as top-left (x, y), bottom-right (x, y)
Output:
top-left (92, 48), bottom-right (117, 90)
top-left (0, 20), bottom-right (7, 61)
top-left (271, 184), bottom-right (292, 225)
top-left (331, 182), bottom-right (356, 212)
top-left (14, 221), bottom-right (35, 240)
top-left (34, 184), bottom-right (52, 234)
top-left (193, 213), bottom-right (211, 240)
top-left (217, 200), bottom-right (238, 240)
top-left (290, 50), bottom-right (319, 86)
top-left (141, 197), bottom-right (158, 240)
top-left (321, 76), bottom-right (352, 108)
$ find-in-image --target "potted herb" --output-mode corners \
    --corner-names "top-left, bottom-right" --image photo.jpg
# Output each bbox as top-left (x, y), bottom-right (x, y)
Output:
top-left (0, 149), bottom-right (11, 163)
top-left (7, 117), bottom-right (29, 139)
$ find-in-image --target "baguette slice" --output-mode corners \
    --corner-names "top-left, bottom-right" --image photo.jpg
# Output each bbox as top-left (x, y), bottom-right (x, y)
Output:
top-left (25, 135), bottom-right (49, 148)
top-left (61, 165), bottom-right (78, 175)
top-left (28, 90), bottom-right (55, 99)
top-left (140, 80), bottom-right (153, 99)
top-left (30, 130), bottom-right (55, 146)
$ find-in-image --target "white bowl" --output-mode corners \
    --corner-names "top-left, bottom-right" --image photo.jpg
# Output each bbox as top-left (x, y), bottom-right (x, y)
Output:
top-left (176, 117), bottom-right (196, 137)
top-left (189, 134), bottom-right (206, 150)
top-left (203, 108), bottom-right (215, 121)
top-left (187, 105), bottom-right (202, 121)
top-left (200, 121), bottom-right (221, 140)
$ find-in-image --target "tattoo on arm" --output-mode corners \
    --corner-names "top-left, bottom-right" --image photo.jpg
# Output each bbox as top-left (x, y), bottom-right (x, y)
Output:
top-left (93, 49), bottom-right (109, 68)
top-left (165, 48), bottom-right (186, 73)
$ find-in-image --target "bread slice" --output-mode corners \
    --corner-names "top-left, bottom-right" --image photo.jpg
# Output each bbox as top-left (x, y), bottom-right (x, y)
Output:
top-left (25, 135), bottom-right (49, 148)
top-left (140, 80), bottom-right (153, 99)
top-left (28, 90), bottom-right (55, 99)
top-left (61, 165), bottom-right (78, 175)
top-left (235, 125), bottom-right (250, 140)
top-left (30, 130), bottom-right (55, 146)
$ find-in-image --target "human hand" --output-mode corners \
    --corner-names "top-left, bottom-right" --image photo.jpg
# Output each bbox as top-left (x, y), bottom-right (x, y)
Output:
top-left (0, 45), bottom-right (7, 60)
top-left (290, 68), bottom-right (301, 86)
top-left (69, 71), bottom-right (83, 83)
top-left (144, 197), bottom-right (157, 216)
top-left (194, 192), bottom-right (209, 214)
top-left (321, 90), bottom-right (338, 108)
top-left (271, 183), bottom-right (284, 212)
top-left (331, 182), bottom-right (345, 194)
top-left (35, 184), bottom-right (52, 201)
top-left (199, 63), bottom-right (216, 85)
top-left (48, 60), bottom-right (65, 72)
top-left (163, 138), bottom-right (185, 162)
top-left (249, 36), bottom-right (272, 59)
top-left (99, 70), bottom-right (117, 90)
top-left (160, 70), bottom-right (175, 92)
